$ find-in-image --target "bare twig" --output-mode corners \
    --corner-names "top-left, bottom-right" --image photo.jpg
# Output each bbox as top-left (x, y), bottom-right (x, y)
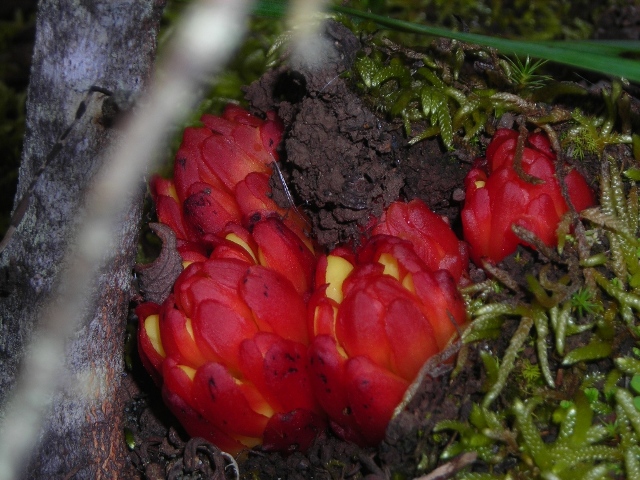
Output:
top-left (413, 452), bottom-right (477, 480)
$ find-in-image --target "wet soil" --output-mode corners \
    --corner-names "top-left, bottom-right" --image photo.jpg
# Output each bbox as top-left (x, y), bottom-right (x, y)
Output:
top-left (245, 21), bottom-right (471, 249)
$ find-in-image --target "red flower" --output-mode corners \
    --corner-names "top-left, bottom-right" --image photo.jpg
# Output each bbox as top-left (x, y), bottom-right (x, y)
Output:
top-left (307, 234), bottom-right (467, 446)
top-left (136, 221), bottom-right (324, 454)
top-left (150, 105), bottom-right (287, 248)
top-left (462, 129), bottom-right (595, 265)
top-left (372, 199), bottom-right (469, 283)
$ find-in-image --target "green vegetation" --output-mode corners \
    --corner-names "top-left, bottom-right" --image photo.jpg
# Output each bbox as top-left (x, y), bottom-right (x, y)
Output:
top-left (431, 95), bottom-right (640, 477)
top-left (4, 2), bottom-right (640, 476)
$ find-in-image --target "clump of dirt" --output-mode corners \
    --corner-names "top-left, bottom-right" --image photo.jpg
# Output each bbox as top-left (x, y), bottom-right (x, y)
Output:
top-left (245, 20), bottom-right (472, 249)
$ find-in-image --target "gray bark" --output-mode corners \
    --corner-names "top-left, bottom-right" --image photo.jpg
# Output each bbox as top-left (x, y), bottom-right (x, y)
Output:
top-left (0, 0), bottom-right (164, 478)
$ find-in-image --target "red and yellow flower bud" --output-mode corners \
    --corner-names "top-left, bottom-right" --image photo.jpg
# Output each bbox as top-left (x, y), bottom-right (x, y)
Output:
top-left (151, 105), bottom-right (286, 250)
top-left (136, 252), bottom-right (324, 454)
top-left (372, 199), bottom-right (469, 283)
top-left (307, 234), bottom-right (468, 446)
top-left (461, 128), bottom-right (595, 265)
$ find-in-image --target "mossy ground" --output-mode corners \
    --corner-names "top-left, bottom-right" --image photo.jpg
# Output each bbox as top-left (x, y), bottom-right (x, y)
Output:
top-left (3, 1), bottom-right (640, 479)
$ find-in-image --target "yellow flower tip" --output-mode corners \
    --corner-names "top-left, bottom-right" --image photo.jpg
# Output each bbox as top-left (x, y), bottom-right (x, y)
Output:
top-left (182, 260), bottom-right (193, 269)
top-left (312, 304), bottom-right (338, 337)
top-left (378, 253), bottom-right (400, 280)
top-left (226, 232), bottom-right (258, 262)
top-left (144, 314), bottom-right (166, 358)
top-left (234, 378), bottom-right (276, 418)
top-left (474, 180), bottom-right (486, 189)
top-left (401, 272), bottom-right (415, 293)
top-left (235, 435), bottom-right (263, 449)
top-left (178, 364), bottom-right (197, 381)
top-left (168, 183), bottom-right (180, 202)
top-left (325, 255), bottom-right (354, 303)
top-left (185, 317), bottom-right (196, 341)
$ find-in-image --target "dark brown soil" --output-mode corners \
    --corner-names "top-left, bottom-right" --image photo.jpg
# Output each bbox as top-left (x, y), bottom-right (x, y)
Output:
top-left (245, 21), bottom-right (473, 249)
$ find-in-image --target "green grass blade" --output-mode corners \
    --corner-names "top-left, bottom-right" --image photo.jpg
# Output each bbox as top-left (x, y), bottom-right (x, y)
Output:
top-left (252, 1), bottom-right (640, 83)
top-left (332, 6), bottom-right (640, 83)
top-left (253, 0), bottom-right (289, 17)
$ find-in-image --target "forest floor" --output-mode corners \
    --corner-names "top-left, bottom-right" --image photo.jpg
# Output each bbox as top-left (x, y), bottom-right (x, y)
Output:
top-left (124, 9), bottom-right (640, 479)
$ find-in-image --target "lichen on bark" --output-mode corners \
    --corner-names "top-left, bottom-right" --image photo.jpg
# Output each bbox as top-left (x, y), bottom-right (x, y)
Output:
top-left (0, 1), bottom-right (164, 478)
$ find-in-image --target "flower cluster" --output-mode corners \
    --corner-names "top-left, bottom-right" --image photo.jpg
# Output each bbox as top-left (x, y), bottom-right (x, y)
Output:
top-left (461, 128), bottom-right (595, 264)
top-left (150, 104), bottom-right (307, 262)
top-left (137, 106), bottom-right (324, 454)
top-left (136, 106), bottom-right (470, 454)
top-left (308, 219), bottom-right (468, 445)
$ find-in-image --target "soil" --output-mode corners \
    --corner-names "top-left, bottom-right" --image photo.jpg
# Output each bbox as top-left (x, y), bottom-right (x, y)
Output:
top-left (125, 13), bottom-right (640, 480)
top-left (245, 21), bottom-right (470, 249)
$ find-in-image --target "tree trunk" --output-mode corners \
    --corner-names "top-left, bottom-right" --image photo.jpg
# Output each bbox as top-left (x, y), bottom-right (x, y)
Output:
top-left (0, 0), bottom-right (164, 478)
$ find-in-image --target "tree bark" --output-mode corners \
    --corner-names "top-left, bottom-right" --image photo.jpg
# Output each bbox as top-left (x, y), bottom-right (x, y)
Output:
top-left (0, 0), bottom-right (164, 478)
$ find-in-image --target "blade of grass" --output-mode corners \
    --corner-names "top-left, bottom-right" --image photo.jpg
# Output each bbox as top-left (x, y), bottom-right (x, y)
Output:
top-left (332, 5), bottom-right (640, 83)
top-left (251, 1), bottom-right (640, 83)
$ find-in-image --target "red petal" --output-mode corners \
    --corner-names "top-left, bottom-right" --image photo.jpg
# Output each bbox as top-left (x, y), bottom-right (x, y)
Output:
top-left (260, 112), bottom-right (284, 161)
top-left (235, 172), bottom-right (286, 224)
top-left (176, 241), bottom-right (209, 264)
top-left (201, 134), bottom-right (271, 191)
top-left (155, 195), bottom-right (188, 241)
top-left (309, 293), bottom-right (338, 338)
top-left (384, 296), bottom-right (439, 381)
top-left (522, 194), bottom-right (562, 245)
top-left (176, 127), bottom-right (231, 198)
top-left (223, 104), bottom-right (264, 126)
top-left (527, 131), bottom-right (553, 156)
top-left (566, 169), bottom-right (596, 212)
top-left (336, 287), bottom-right (391, 372)
top-left (262, 409), bottom-right (326, 453)
top-left (161, 385), bottom-right (245, 454)
top-left (191, 362), bottom-right (269, 438)
top-left (461, 170), bottom-right (492, 265)
top-left (488, 169), bottom-right (528, 261)
top-left (193, 298), bottom-right (259, 372)
top-left (485, 129), bottom-right (517, 172)
top-left (182, 182), bottom-right (241, 241)
top-left (182, 259), bottom-right (250, 317)
top-left (136, 303), bottom-right (164, 383)
top-left (345, 355), bottom-right (408, 445)
top-left (260, 335), bottom-right (319, 412)
top-left (201, 112), bottom-right (236, 136)
top-left (159, 305), bottom-right (207, 368)
top-left (358, 234), bottom-right (428, 276)
top-left (373, 200), bottom-right (467, 281)
top-left (412, 270), bottom-right (467, 349)
top-left (253, 218), bottom-right (316, 295)
top-left (240, 266), bottom-right (309, 344)
top-left (307, 336), bottom-right (366, 445)
top-left (162, 356), bottom-right (196, 405)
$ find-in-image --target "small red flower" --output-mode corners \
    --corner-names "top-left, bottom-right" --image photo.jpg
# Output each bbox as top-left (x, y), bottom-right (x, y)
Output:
top-left (136, 229), bottom-right (324, 454)
top-left (372, 199), bottom-right (469, 283)
top-left (151, 105), bottom-right (286, 249)
top-left (307, 234), bottom-right (467, 445)
top-left (462, 128), bottom-right (595, 265)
